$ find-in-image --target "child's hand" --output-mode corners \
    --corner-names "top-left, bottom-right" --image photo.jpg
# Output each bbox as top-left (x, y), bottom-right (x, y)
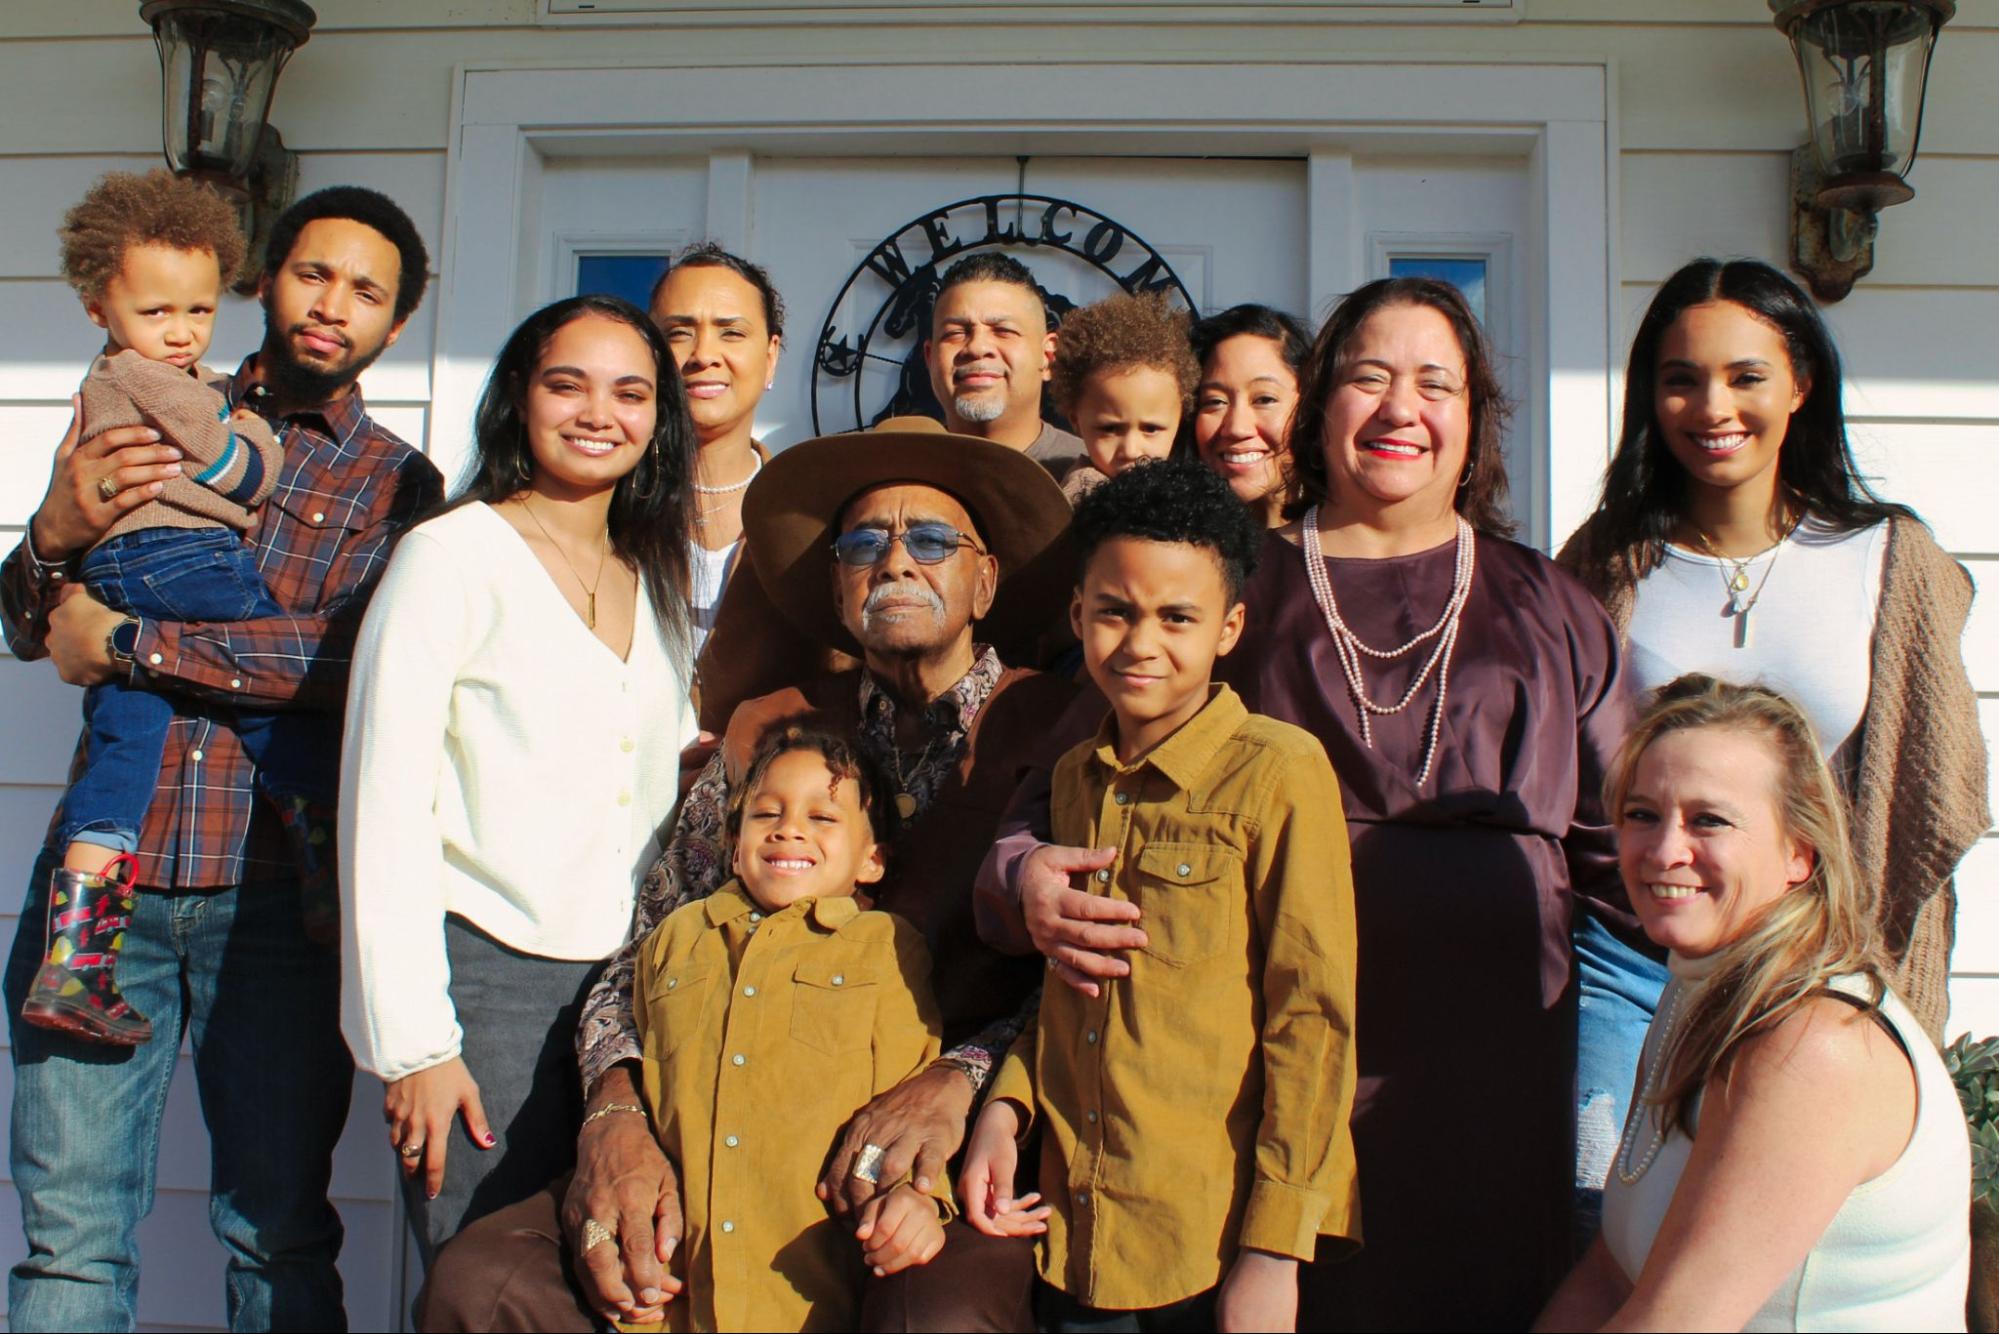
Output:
top-left (1217, 1249), bottom-right (1299, 1333)
top-left (853, 1183), bottom-right (945, 1276)
top-left (958, 1099), bottom-right (1052, 1238)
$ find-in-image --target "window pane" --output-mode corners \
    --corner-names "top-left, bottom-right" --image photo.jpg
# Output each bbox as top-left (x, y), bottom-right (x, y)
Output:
top-left (575, 254), bottom-right (670, 309)
top-left (1388, 256), bottom-right (1488, 326)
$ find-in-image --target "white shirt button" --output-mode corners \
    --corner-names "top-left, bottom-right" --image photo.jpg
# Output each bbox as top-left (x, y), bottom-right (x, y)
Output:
top-left (665, 977), bottom-right (677, 991)
top-left (1086, 1030), bottom-right (1098, 1045)
top-left (311, 511), bottom-right (326, 524)
top-left (1113, 791), bottom-right (1129, 805)
top-left (189, 749), bottom-right (204, 763)
top-left (1076, 1191), bottom-right (1090, 1207)
top-left (1177, 863), bottom-right (1193, 878)
top-left (720, 1220), bottom-right (735, 1234)
top-left (149, 652), bottom-right (164, 666)
top-left (229, 678), bottom-right (242, 690)
top-left (732, 1053), bottom-right (746, 1066)
top-left (742, 985), bottom-right (756, 997)
top-left (831, 974), bottom-right (845, 987)
top-left (724, 1134), bottom-right (739, 1148)
top-left (1086, 1110), bottom-right (1099, 1124)
top-left (748, 912), bottom-right (762, 923)
top-left (1095, 869), bottom-right (1111, 883)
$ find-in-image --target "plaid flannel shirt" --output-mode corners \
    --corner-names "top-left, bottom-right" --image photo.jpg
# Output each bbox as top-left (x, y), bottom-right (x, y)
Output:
top-left (1, 357), bottom-right (443, 889)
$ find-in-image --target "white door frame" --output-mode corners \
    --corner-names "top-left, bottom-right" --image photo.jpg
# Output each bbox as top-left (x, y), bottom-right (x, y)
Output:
top-left (435, 58), bottom-right (1619, 547)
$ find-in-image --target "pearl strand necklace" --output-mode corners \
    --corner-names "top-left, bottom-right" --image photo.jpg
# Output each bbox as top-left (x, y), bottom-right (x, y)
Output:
top-left (1301, 507), bottom-right (1476, 788)
top-left (1613, 982), bottom-right (1692, 1184)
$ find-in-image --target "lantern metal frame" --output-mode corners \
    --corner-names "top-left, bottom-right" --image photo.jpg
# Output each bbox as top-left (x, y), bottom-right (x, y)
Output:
top-left (140, 0), bottom-right (317, 293)
top-left (1770, 0), bottom-right (1954, 302)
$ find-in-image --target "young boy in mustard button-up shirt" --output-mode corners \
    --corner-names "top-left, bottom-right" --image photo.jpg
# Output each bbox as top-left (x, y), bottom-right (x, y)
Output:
top-left (625, 727), bottom-right (954, 1332)
top-left (961, 460), bottom-right (1362, 1332)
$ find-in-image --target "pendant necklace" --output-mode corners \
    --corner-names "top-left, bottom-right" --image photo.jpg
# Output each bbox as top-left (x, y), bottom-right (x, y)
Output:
top-left (885, 735), bottom-right (940, 820)
top-left (1691, 511), bottom-right (1799, 649)
top-left (1301, 507), bottom-right (1476, 788)
top-left (519, 495), bottom-right (611, 630)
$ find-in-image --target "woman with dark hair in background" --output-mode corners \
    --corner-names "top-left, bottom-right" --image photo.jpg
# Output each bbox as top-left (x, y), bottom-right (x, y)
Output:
top-left (647, 242), bottom-right (784, 653)
top-left (1189, 302), bottom-right (1312, 527)
top-left (985, 277), bottom-right (1634, 1329)
top-left (339, 294), bottom-right (698, 1266)
top-left (1559, 257), bottom-right (1987, 1234)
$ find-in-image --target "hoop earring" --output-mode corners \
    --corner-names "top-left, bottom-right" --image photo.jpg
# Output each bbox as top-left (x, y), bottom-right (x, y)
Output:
top-left (515, 453), bottom-right (533, 485)
top-left (1457, 454), bottom-right (1475, 493)
top-left (627, 442), bottom-right (662, 501)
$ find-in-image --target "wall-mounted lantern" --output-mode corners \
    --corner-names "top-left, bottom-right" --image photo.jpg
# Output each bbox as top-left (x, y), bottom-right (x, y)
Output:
top-left (140, 0), bottom-right (317, 292)
top-left (1769, 0), bottom-right (1954, 302)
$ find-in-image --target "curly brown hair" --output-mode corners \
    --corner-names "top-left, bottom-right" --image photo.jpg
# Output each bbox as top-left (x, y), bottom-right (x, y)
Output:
top-left (59, 169), bottom-right (246, 301)
top-left (1050, 291), bottom-right (1200, 419)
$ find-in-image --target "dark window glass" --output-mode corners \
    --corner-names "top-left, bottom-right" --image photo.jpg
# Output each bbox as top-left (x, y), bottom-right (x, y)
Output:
top-left (576, 254), bottom-right (670, 309)
top-left (1388, 256), bottom-right (1488, 326)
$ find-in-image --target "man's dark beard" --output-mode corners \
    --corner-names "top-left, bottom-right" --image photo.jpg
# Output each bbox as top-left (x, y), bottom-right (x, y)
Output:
top-left (258, 294), bottom-right (390, 407)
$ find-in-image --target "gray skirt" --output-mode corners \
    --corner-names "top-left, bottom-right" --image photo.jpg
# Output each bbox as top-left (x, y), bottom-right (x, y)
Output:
top-left (402, 914), bottom-right (607, 1269)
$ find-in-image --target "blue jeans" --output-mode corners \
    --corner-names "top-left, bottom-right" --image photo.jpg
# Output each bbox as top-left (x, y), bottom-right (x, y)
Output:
top-left (5, 846), bottom-right (354, 1331)
top-left (58, 527), bottom-right (336, 855)
top-left (1572, 902), bottom-right (1668, 1247)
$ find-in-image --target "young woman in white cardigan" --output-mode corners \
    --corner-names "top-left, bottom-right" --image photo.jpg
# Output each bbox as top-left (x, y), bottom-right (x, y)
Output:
top-left (340, 293), bottom-right (698, 1264)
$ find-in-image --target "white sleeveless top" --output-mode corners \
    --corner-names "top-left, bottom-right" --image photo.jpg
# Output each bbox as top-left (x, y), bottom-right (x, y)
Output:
top-left (1624, 518), bottom-right (1886, 756)
top-left (1602, 958), bottom-right (1970, 1331)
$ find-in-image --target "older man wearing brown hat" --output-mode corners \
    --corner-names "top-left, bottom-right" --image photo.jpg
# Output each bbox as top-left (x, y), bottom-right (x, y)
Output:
top-left (418, 418), bottom-right (1090, 1333)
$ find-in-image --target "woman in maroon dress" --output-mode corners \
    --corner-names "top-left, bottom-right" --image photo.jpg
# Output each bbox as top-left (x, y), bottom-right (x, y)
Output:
top-left (979, 278), bottom-right (1633, 1329)
top-left (1213, 277), bottom-right (1634, 1329)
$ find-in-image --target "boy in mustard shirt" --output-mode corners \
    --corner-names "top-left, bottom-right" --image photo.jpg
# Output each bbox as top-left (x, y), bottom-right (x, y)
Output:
top-left (627, 727), bottom-right (953, 1332)
top-left (961, 460), bottom-right (1362, 1332)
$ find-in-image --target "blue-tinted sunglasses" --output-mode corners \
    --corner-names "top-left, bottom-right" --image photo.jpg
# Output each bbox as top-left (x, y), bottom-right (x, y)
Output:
top-left (830, 523), bottom-right (985, 567)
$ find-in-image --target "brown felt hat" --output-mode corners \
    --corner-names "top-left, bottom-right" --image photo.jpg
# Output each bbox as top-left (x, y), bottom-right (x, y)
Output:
top-left (740, 416), bottom-right (1077, 658)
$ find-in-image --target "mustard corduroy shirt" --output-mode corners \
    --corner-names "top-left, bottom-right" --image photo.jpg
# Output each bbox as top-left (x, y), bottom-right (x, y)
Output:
top-left (989, 684), bottom-right (1362, 1310)
top-left (631, 883), bottom-right (948, 1332)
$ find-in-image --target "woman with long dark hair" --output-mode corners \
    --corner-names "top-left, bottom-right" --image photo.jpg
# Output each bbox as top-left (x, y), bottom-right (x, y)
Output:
top-left (982, 277), bottom-right (1635, 1329)
top-left (1189, 302), bottom-right (1312, 527)
top-left (339, 294), bottom-right (698, 1264)
top-left (1559, 258), bottom-right (1987, 1237)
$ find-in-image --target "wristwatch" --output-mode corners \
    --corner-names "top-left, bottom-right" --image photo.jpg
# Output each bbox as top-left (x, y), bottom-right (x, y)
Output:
top-left (105, 617), bottom-right (140, 670)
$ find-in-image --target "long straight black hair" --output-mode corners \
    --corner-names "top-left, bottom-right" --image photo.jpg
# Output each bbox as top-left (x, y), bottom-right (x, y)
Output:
top-left (1566, 258), bottom-right (1911, 580)
top-left (450, 293), bottom-right (697, 663)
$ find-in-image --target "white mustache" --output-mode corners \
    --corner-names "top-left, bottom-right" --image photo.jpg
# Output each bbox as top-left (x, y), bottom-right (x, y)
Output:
top-left (860, 582), bottom-right (947, 625)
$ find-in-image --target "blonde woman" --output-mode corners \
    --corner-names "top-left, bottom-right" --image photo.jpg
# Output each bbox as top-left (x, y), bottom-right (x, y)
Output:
top-left (1538, 675), bottom-right (1970, 1332)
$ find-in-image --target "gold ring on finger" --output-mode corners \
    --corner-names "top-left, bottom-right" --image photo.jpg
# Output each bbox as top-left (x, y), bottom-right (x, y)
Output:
top-left (97, 476), bottom-right (120, 503)
top-left (398, 1141), bottom-right (424, 1158)
top-left (581, 1217), bottom-right (616, 1252)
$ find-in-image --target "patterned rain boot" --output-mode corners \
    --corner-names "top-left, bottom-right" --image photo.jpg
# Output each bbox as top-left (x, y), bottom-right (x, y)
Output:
top-left (19, 853), bottom-right (152, 1046)
top-left (276, 794), bottom-right (340, 947)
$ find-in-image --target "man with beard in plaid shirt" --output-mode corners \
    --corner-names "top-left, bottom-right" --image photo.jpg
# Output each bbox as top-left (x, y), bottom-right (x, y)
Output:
top-left (0, 186), bottom-right (442, 1332)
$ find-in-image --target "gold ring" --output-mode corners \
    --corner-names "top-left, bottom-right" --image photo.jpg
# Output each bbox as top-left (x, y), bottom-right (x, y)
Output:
top-left (851, 1143), bottom-right (887, 1185)
top-left (398, 1142), bottom-right (423, 1159)
top-left (97, 476), bottom-right (120, 503)
top-left (581, 1218), bottom-right (616, 1252)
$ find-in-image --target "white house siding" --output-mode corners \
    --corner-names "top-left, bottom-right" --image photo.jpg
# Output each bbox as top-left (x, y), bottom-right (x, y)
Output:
top-left (0, 1), bottom-right (1993, 1326)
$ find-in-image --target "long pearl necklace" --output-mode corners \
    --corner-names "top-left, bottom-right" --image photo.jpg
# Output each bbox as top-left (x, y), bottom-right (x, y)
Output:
top-left (1614, 982), bottom-right (1693, 1184)
top-left (1301, 507), bottom-right (1476, 788)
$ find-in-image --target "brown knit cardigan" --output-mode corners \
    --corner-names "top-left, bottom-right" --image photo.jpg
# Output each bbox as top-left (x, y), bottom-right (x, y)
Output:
top-left (1559, 515), bottom-right (1990, 1040)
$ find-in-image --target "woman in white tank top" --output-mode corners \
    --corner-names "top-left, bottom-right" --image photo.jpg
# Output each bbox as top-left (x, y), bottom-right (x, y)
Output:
top-left (1536, 675), bottom-right (1970, 1332)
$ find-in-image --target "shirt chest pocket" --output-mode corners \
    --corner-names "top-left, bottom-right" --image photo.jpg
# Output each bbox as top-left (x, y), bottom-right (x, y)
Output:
top-left (1129, 844), bottom-right (1242, 967)
top-left (646, 962), bottom-right (718, 1058)
top-left (789, 955), bottom-right (879, 1057)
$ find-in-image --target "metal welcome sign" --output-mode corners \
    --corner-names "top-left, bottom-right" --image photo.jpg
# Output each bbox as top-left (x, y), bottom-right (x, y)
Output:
top-left (811, 193), bottom-right (1195, 433)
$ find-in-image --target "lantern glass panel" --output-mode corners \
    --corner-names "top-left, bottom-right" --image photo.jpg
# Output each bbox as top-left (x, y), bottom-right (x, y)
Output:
top-left (152, 10), bottom-right (295, 177)
top-left (1790, 1), bottom-right (1941, 179)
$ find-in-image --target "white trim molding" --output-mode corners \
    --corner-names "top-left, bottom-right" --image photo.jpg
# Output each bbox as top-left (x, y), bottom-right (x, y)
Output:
top-left (541, 1), bottom-right (1524, 26)
top-left (435, 57), bottom-right (1616, 546)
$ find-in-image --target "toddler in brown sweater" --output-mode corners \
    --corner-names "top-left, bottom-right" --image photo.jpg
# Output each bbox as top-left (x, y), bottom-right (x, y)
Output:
top-left (1049, 291), bottom-right (1199, 505)
top-left (22, 170), bottom-right (330, 1046)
